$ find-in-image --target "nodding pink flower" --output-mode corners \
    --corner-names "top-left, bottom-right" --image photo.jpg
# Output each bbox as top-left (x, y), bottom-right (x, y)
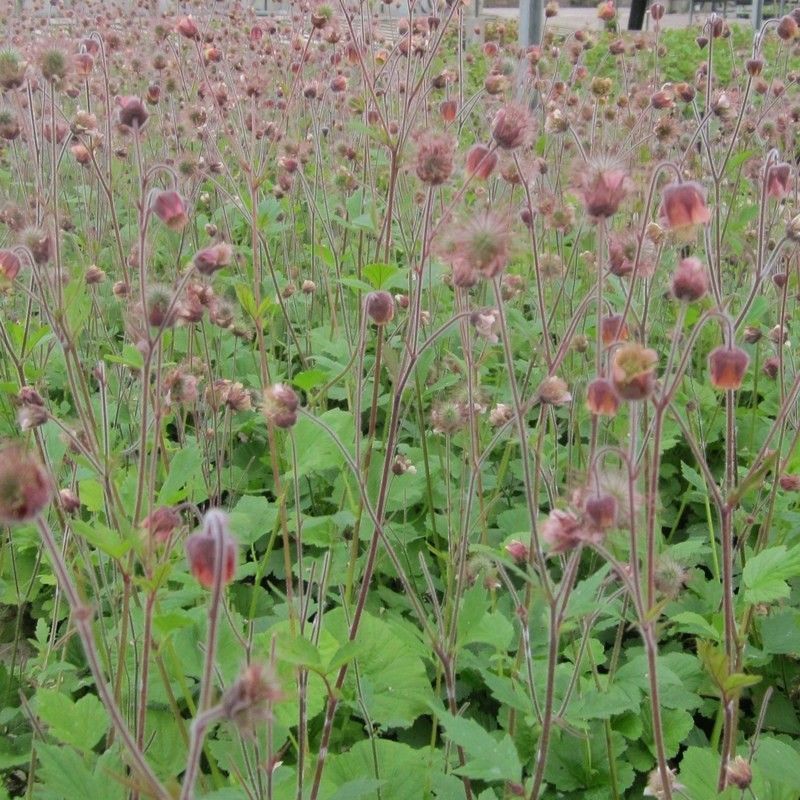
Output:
top-left (263, 384), bottom-right (300, 429)
top-left (584, 492), bottom-right (618, 530)
top-left (650, 2), bottom-right (665, 20)
top-left (465, 144), bottom-right (498, 180)
top-left (597, 0), bottom-right (616, 21)
top-left (193, 242), bottom-right (233, 275)
top-left (708, 345), bottom-right (749, 390)
top-left (0, 441), bottom-right (52, 524)
top-left (151, 190), bottom-right (189, 230)
top-left (185, 510), bottom-right (237, 589)
top-left (176, 15), bottom-right (200, 40)
top-left (439, 99), bottom-right (458, 123)
top-left (659, 181), bottom-right (711, 233)
top-left (601, 314), bottom-right (629, 346)
top-left (586, 378), bottom-right (620, 416)
top-left (116, 95), bottom-right (149, 130)
top-left (766, 162), bottom-right (792, 200)
top-left (491, 103), bottom-right (531, 150)
top-left (671, 257), bottom-right (708, 302)
top-left (611, 343), bottom-right (658, 401)
top-left (0, 249), bottom-right (21, 280)
top-left (574, 162), bottom-right (631, 219)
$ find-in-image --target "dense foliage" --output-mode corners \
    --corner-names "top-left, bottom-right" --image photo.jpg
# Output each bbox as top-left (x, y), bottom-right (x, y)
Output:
top-left (1, 1), bottom-right (800, 799)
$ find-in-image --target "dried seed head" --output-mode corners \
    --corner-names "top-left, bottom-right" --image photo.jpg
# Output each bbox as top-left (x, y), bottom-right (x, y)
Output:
top-left (39, 49), bottom-right (69, 83)
top-left (0, 442), bottom-right (52, 524)
top-left (491, 103), bottom-right (531, 150)
top-left (724, 757), bottom-right (752, 789)
top-left (537, 375), bottom-right (572, 405)
top-left (414, 133), bottom-right (454, 185)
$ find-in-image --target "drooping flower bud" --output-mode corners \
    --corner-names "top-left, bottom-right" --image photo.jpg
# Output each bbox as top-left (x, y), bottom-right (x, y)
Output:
top-left (671, 257), bottom-right (708, 302)
top-left (0, 249), bottom-right (21, 280)
top-left (185, 509), bottom-right (237, 588)
top-left (465, 144), bottom-right (498, 180)
top-left (142, 506), bottom-right (182, 543)
top-left (262, 384), bottom-right (299, 429)
top-left (116, 96), bottom-right (149, 131)
top-left (0, 442), bottom-right (52, 524)
top-left (724, 757), bottom-right (752, 790)
top-left (365, 291), bottom-right (395, 325)
top-left (176, 16), bottom-right (200, 40)
top-left (708, 345), bottom-right (749, 390)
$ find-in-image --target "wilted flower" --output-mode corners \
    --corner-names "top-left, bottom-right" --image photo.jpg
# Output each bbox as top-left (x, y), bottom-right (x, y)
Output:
top-left (541, 509), bottom-right (597, 553)
top-left (489, 403), bottom-right (514, 427)
top-left (185, 510), bottom-right (237, 589)
top-left (0, 442), bottom-right (52, 524)
top-left (537, 375), bottom-right (572, 405)
top-left (644, 767), bottom-right (684, 799)
top-left (221, 663), bottom-right (282, 735)
top-left (116, 96), bottom-right (149, 130)
top-left (724, 756), bottom-right (752, 789)
top-left (471, 308), bottom-right (500, 343)
top-left (193, 242), bottom-right (233, 275)
top-left (142, 506), bottom-right (182, 543)
top-left (611, 343), bottom-right (658, 401)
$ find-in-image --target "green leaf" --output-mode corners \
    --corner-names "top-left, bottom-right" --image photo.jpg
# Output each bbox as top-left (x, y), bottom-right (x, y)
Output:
top-left (228, 495), bottom-right (277, 546)
top-left (754, 736), bottom-right (800, 791)
top-left (288, 408), bottom-right (355, 478)
top-left (35, 690), bottom-right (109, 752)
top-left (432, 707), bottom-right (522, 783)
top-left (670, 612), bottom-right (721, 641)
top-left (759, 611), bottom-right (800, 655)
top-left (743, 545), bottom-right (800, 604)
top-left (158, 442), bottom-right (206, 505)
top-left (292, 369), bottom-right (328, 392)
top-left (35, 744), bottom-right (106, 800)
top-left (70, 519), bottom-right (132, 560)
top-left (363, 262), bottom-right (403, 290)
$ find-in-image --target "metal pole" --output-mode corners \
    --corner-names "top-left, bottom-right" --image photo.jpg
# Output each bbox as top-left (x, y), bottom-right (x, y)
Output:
top-left (751, 0), bottom-right (764, 28)
top-left (519, 0), bottom-right (544, 47)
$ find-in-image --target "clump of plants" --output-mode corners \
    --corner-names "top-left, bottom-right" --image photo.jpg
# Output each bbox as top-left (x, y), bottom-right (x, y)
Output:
top-left (1, 0), bottom-right (800, 798)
